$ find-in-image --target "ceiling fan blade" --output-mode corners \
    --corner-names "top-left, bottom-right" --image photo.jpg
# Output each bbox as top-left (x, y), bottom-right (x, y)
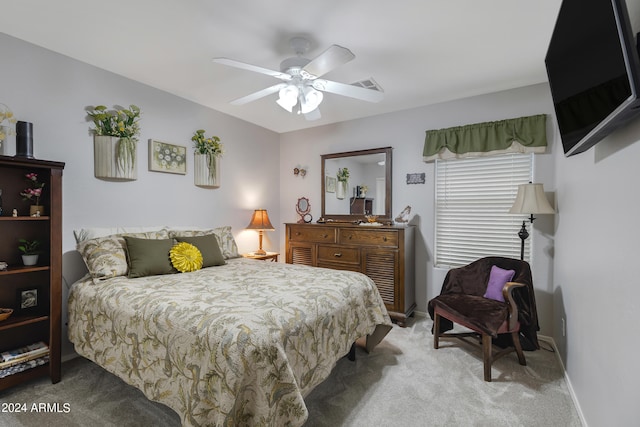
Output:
top-left (213, 57), bottom-right (291, 81)
top-left (313, 79), bottom-right (384, 103)
top-left (230, 83), bottom-right (287, 105)
top-left (304, 108), bottom-right (321, 121)
top-left (302, 45), bottom-right (355, 79)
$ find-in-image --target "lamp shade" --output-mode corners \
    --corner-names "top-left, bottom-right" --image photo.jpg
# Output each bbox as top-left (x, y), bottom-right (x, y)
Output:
top-left (509, 183), bottom-right (555, 214)
top-left (246, 209), bottom-right (275, 230)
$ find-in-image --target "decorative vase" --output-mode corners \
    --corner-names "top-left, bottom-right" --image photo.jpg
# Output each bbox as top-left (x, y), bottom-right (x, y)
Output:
top-left (0, 125), bottom-right (9, 156)
top-left (94, 135), bottom-right (137, 181)
top-left (29, 205), bottom-right (45, 216)
top-left (22, 254), bottom-right (38, 266)
top-left (336, 181), bottom-right (347, 200)
top-left (194, 153), bottom-right (220, 188)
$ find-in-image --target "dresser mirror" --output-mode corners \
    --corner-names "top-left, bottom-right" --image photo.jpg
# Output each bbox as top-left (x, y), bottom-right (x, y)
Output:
top-left (321, 147), bottom-right (392, 222)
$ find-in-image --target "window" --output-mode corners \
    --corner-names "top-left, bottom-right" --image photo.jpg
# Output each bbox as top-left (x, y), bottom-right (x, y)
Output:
top-left (435, 153), bottom-right (533, 267)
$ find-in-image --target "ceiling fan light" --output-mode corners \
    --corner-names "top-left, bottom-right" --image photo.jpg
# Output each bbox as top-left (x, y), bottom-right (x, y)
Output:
top-left (279, 85), bottom-right (298, 103)
top-left (300, 88), bottom-right (323, 114)
top-left (277, 84), bottom-right (299, 112)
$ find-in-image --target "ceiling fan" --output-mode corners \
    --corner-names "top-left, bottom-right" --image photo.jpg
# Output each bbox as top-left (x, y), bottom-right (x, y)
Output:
top-left (212, 37), bottom-right (384, 120)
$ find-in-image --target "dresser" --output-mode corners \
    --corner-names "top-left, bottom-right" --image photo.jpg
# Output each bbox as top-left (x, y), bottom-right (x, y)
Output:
top-left (285, 223), bottom-right (415, 326)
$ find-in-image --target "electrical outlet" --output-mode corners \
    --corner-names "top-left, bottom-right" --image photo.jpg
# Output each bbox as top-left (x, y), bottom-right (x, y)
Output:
top-left (561, 317), bottom-right (566, 337)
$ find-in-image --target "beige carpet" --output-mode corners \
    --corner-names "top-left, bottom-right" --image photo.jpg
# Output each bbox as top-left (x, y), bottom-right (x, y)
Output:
top-left (0, 315), bottom-right (582, 426)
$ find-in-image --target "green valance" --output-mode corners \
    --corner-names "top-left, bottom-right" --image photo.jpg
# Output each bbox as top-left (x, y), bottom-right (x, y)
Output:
top-left (423, 114), bottom-right (547, 162)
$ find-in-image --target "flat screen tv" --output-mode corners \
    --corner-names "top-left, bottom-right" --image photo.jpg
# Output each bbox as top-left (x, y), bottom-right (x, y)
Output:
top-left (545, 0), bottom-right (640, 156)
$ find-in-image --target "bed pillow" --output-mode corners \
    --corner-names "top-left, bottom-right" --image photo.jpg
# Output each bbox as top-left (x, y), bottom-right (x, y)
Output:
top-left (175, 234), bottom-right (226, 267)
top-left (74, 227), bottom-right (168, 243)
top-left (170, 242), bottom-right (203, 273)
top-left (124, 236), bottom-right (177, 278)
top-left (76, 230), bottom-right (172, 279)
top-left (483, 265), bottom-right (516, 302)
top-left (169, 226), bottom-right (239, 259)
top-left (76, 236), bottom-right (129, 279)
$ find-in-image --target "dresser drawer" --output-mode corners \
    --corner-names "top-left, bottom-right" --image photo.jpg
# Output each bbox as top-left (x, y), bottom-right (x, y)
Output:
top-left (339, 228), bottom-right (398, 247)
top-left (317, 245), bottom-right (360, 265)
top-left (288, 226), bottom-right (337, 243)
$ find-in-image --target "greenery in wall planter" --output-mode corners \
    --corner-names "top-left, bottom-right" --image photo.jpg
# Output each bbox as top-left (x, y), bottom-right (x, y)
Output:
top-left (87, 105), bottom-right (141, 180)
top-left (0, 103), bottom-right (17, 155)
top-left (336, 168), bottom-right (349, 200)
top-left (192, 129), bottom-right (223, 187)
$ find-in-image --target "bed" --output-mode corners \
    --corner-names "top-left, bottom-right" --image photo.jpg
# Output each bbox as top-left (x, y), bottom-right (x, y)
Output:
top-left (67, 226), bottom-right (392, 426)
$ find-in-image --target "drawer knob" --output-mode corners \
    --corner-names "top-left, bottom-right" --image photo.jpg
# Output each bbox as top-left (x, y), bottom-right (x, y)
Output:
top-left (334, 252), bottom-right (342, 257)
top-left (323, 234), bottom-right (328, 238)
top-left (383, 237), bottom-right (387, 241)
top-left (296, 232), bottom-right (301, 236)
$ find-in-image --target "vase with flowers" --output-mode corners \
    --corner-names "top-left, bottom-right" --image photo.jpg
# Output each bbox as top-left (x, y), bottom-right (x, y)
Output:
top-left (0, 103), bottom-right (17, 156)
top-left (192, 129), bottom-right (223, 188)
top-left (87, 104), bottom-right (141, 180)
top-left (336, 167), bottom-right (349, 200)
top-left (20, 172), bottom-right (46, 216)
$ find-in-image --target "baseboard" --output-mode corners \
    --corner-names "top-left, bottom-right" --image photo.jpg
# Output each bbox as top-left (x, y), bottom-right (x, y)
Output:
top-left (61, 351), bottom-right (79, 363)
top-left (537, 334), bottom-right (588, 427)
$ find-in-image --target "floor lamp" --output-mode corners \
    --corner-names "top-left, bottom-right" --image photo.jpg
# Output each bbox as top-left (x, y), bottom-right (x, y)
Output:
top-left (508, 183), bottom-right (555, 260)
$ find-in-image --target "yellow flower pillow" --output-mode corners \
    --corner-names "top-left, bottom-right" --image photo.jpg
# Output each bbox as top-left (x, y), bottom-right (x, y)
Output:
top-left (169, 242), bottom-right (203, 273)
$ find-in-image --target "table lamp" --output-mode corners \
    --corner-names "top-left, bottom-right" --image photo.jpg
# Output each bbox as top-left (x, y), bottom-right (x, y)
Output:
top-left (246, 209), bottom-right (275, 255)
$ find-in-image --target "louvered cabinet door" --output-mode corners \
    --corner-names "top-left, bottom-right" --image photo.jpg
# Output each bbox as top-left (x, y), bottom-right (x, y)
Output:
top-left (287, 242), bottom-right (315, 266)
top-left (363, 249), bottom-right (399, 311)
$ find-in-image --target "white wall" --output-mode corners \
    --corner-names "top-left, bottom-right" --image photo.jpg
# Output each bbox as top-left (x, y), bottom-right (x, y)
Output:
top-left (553, 117), bottom-right (640, 426)
top-left (279, 83), bottom-right (557, 335)
top-left (0, 34), bottom-right (280, 357)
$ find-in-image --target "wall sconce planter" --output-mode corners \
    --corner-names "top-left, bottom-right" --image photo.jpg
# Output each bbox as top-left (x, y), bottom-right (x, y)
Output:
top-left (194, 153), bottom-right (220, 188)
top-left (94, 136), bottom-right (138, 181)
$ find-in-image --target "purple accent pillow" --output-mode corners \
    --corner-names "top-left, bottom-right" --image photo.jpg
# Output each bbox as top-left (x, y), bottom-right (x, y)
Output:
top-left (483, 265), bottom-right (516, 302)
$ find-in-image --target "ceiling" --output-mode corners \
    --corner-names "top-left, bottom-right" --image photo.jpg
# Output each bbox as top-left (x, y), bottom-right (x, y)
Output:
top-left (0, 0), bottom-right (562, 134)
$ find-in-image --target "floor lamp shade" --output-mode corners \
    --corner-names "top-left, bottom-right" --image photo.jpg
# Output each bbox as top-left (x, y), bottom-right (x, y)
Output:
top-left (509, 183), bottom-right (555, 216)
top-left (509, 183), bottom-right (555, 260)
top-left (246, 209), bottom-right (275, 255)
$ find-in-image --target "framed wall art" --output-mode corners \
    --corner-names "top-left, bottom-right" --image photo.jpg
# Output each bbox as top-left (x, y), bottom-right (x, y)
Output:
top-left (325, 176), bottom-right (336, 193)
top-left (148, 139), bottom-right (187, 174)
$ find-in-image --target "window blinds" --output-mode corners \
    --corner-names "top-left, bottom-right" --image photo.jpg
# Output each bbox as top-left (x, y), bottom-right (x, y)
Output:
top-left (435, 153), bottom-right (533, 267)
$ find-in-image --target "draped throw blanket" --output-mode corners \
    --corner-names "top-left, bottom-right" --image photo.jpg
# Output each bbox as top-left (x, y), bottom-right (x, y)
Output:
top-left (423, 114), bottom-right (547, 162)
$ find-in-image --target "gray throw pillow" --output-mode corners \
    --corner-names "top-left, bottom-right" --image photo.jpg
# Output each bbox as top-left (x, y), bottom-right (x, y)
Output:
top-left (175, 234), bottom-right (226, 267)
top-left (124, 236), bottom-right (176, 278)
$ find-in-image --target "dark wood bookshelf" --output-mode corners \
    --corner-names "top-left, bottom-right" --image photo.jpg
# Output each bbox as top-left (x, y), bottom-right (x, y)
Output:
top-left (0, 156), bottom-right (64, 389)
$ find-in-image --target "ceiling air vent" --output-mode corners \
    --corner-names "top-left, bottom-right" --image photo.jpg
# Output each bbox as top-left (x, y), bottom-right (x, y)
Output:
top-left (351, 78), bottom-right (383, 92)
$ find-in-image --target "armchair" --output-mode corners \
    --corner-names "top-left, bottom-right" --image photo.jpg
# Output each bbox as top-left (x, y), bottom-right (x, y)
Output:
top-left (427, 257), bottom-right (539, 381)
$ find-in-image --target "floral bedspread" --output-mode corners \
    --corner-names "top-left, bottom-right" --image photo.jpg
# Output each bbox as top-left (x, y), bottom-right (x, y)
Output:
top-left (67, 258), bottom-right (392, 426)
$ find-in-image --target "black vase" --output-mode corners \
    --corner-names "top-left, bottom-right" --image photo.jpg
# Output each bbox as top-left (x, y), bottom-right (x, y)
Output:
top-left (16, 121), bottom-right (34, 159)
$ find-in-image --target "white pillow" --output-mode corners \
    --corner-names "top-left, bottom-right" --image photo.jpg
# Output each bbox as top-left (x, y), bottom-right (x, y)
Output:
top-left (74, 226), bottom-right (167, 243)
top-left (167, 226), bottom-right (239, 259)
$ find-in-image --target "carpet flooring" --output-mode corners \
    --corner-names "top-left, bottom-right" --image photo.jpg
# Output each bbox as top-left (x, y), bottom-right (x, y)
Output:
top-left (0, 315), bottom-right (582, 426)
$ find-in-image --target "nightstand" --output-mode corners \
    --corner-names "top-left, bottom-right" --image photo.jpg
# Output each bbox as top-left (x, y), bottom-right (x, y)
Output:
top-left (242, 252), bottom-right (279, 262)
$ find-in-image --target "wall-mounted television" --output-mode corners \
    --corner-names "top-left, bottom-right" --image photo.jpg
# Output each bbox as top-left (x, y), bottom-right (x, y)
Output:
top-left (545, 0), bottom-right (640, 156)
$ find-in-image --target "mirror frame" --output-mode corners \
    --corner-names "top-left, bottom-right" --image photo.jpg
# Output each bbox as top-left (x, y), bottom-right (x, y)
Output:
top-left (321, 147), bottom-right (392, 223)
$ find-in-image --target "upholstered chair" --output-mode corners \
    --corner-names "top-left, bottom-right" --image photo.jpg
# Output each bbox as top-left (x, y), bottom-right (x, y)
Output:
top-left (427, 257), bottom-right (539, 381)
